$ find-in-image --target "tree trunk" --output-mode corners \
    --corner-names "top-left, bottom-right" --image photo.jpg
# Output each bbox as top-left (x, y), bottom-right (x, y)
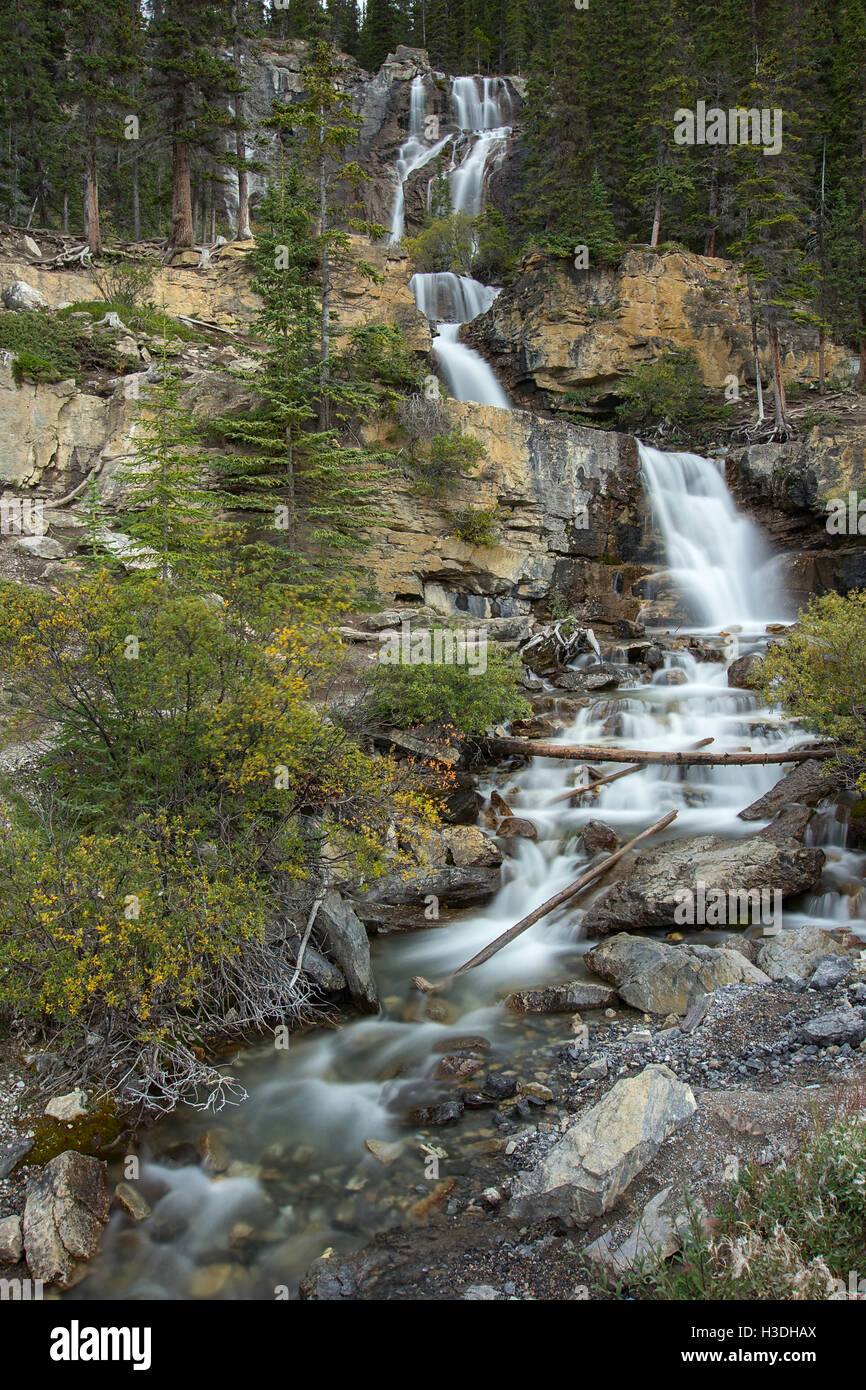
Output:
top-left (770, 321), bottom-right (788, 433)
top-left (62, 192), bottom-right (68, 235)
top-left (747, 278), bottom-right (765, 422)
top-left (704, 161), bottom-right (718, 257)
top-left (169, 130), bottom-right (194, 254)
top-left (85, 142), bottom-right (101, 256)
top-left (318, 118), bottom-right (330, 430)
top-left (132, 157), bottom-right (140, 242)
top-left (650, 183), bottom-right (662, 247)
top-left (234, 34), bottom-right (252, 240)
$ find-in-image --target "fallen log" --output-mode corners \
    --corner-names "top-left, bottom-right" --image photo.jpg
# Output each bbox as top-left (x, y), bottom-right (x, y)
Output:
top-left (488, 737), bottom-right (833, 767)
top-left (546, 761), bottom-right (642, 806)
top-left (413, 808), bottom-right (678, 991)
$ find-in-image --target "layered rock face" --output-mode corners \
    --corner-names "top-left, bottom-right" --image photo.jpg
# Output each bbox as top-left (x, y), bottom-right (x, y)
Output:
top-left (364, 402), bottom-right (644, 619)
top-left (464, 247), bottom-right (848, 404)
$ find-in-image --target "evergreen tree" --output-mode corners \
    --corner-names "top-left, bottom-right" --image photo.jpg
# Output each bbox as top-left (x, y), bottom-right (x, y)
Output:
top-left (149, 0), bottom-right (239, 254)
top-left (212, 162), bottom-right (388, 576)
top-left (65, 0), bottom-right (140, 255)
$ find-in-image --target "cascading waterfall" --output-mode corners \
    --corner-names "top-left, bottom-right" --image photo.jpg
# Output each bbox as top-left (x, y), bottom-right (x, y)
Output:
top-left (388, 74), bottom-right (452, 245)
top-left (69, 438), bottom-right (866, 1304)
top-left (638, 442), bottom-right (791, 631)
top-left (449, 75), bottom-right (511, 217)
top-left (411, 270), bottom-right (509, 407)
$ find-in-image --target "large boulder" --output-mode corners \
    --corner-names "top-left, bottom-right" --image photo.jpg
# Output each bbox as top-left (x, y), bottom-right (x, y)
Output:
top-left (2, 279), bottom-right (48, 310)
top-left (352, 864), bottom-right (501, 930)
top-left (316, 891), bottom-right (378, 1012)
top-left (584, 933), bottom-right (770, 1015)
top-left (756, 924), bottom-right (851, 981)
top-left (727, 654), bottom-right (763, 689)
top-left (441, 825), bottom-right (502, 868)
top-left (739, 760), bottom-right (844, 822)
top-left (580, 833), bottom-right (824, 937)
top-left (23, 1151), bottom-right (110, 1288)
top-left (508, 1065), bottom-right (696, 1225)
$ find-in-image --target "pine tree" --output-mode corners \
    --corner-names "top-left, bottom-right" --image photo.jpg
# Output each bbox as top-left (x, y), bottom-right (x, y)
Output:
top-left (149, 0), bottom-right (239, 255)
top-left (266, 38), bottom-right (380, 426)
top-left (212, 162), bottom-right (388, 578)
top-left (118, 340), bottom-right (219, 582)
top-left (65, 0), bottom-right (140, 255)
top-left (0, 0), bottom-right (63, 226)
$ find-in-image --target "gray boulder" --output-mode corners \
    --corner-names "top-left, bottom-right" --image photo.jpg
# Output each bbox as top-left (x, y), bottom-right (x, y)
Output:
top-left (0, 1214), bottom-right (23, 1265)
top-left (799, 1009), bottom-right (866, 1048)
top-left (739, 760), bottom-right (844, 822)
top-left (584, 933), bottom-right (770, 1015)
top-left (316, 891), bottom-right (378, 1013)
top-left (580, 833), bottom-right (824, 937)
top-left (756, 925), bottom-right (850, 981)
top-left (509, 1065), bottom-right (696, 1225)
top-left (3, 280), bottom-right (48, 310)
top-left (23, 1151), bottom-right (110, 1287)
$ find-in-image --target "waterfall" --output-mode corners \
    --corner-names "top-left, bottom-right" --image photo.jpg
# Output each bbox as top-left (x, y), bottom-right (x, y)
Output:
top-left (638, 442), bottom-right (789, 631)
top-left (411, 270), bottom-right (509, 408)
top-left (449, 76), bottom-right (511, 217)
top-left (388, 75), bottom-right (452, 245)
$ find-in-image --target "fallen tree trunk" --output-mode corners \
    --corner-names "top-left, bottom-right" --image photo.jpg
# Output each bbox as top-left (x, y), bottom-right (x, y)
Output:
top-left (488, 738), bottom-right (833, 767)
top-left (413, 808), bottom-right (678, 991)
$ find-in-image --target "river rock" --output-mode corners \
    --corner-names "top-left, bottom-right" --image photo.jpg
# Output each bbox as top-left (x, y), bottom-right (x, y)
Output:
top-left (808, 955), bottom-right (854, 989)
top-left (353, 865), bottom-right (501, 929)
top-left (441, 825), bottom-right (502, 867)
top-left (3, 279), bottom-right (48, 310)
top-left (504, 981), bottom-right (618, 1014)
top-left (580, 833), bottom-right (824, 936)
top-left (755, 925), bottom-right (850, 981)
top-left (23, 1150), bottom-right (110, 1287)
top-left (497, 816), bottom-right (537, 839)
top-left (799, 1009), bottom-right (866, 1048)
top-left (584, 934), bottom-right (771, 1015)
top-left (555, 665), bottom-right (621, 692)
top-left (582, 820), bottom-right (619, 855)
top-left (584, 1185), bottom-right (692, 1275)
top-left (727, 654), bottom-right (764, 689)
top-left (0, 1214), bottom-right (23, 1264)
top-left (316, 890), bottom-right (378, 1012)
top-left (738, 760), bottom-right (843, 822)
top-left (0, 1137), bottom-right (34, 1179)
top-left (364, 1138), bottom-right (404, 1166)
top-left (112, 1181), bottom-right (151, 1222)
top-left (508, 1065), bottom-right (696, 1225)
top-left (44, 1089), bottom-right (88, 1123)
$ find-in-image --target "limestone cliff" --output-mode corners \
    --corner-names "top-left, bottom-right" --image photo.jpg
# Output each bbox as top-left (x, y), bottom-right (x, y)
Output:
top-left (464, 247), bottom-right (850, 405)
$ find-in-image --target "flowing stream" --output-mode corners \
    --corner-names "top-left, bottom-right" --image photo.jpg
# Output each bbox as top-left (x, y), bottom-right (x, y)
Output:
top-left (69, 441), bottom-right (866, 1301)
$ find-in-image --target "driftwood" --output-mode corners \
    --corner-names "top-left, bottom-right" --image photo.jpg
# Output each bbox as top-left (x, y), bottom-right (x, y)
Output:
top-left (413, 808), bottom-right (678, 992)
top-left (488, 737), bottom-right (833, 767)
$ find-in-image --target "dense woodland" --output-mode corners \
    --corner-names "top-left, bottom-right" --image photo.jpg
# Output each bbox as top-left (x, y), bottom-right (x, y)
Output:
top-left (2, 0), bottom-right (865, 378)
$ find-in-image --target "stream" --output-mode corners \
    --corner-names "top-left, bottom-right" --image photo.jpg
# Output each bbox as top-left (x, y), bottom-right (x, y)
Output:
top-left (66, 439), bottom-right (866, 1301)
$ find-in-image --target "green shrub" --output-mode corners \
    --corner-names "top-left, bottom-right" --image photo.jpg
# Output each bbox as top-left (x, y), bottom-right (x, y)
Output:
top-left (344, 324), bottom-right (424, 392)
top-left (0, 309), bottom-right (121, 384)
top-left (58, 300), bottom-right (205, 343)
top-left (366, 639), bottom-right (530, 735)
top-left (450, 503), bottom-right (500, 546)
top-left (758, 589), bottom-right (866, 788)
top-left (615, 348), bottom-right (720, 434)
top-left (405, 209), bottom-right (514, 283)
top-left (87, 256), bottom-right (155, 307)
top-left (416, 429), bottom-right (486, 493)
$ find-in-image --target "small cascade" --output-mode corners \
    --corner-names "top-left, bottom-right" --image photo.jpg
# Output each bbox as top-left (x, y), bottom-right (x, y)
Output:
top-left (410, 270), bottom-right (509, 407)
top-left (388, 74), bottom-right (452, 245)
top-left (449, 75), bottom-right (511, 217)
top-left (638, 443), bottom-right (790, 631)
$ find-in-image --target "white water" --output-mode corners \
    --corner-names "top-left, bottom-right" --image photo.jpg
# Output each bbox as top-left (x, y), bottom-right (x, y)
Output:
top-left (388, 75), bottom-right (453, 245)
top-left (411, 269), bottom-right (510, 408)
top-left (388, 74), bottom-right (512, 243)
top-left (69, 442), bottom-right (866, 1302)
top-left (638, 443), bottom-right (791, 632)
